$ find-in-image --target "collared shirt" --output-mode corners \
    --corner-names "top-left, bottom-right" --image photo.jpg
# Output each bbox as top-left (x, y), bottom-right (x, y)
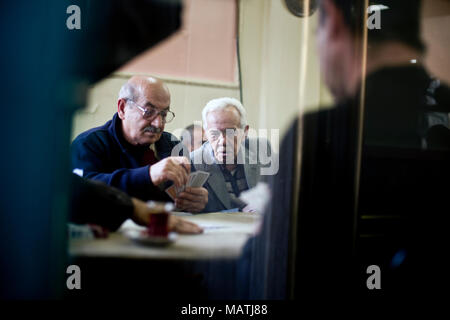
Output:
top-left (219, 164), bottom-right (249, 208)
top-left (206, 146), bottom-right (249, 210)
top-left (139, 145), bottom-right (158, 167)
top-left (149, 143), bottom-right (160, 160)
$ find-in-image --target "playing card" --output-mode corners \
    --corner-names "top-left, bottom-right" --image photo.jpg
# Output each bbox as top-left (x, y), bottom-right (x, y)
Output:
top-left (189, 171), bottom-right (210, 187)
top-left (166, 171), bottom-right (210, 201)
top-left (175, 184), bottom-right (185, 194)
top-left (187, 172), bottom-right (198, 187)
top-left (165, 185), bottom-right (177, 200)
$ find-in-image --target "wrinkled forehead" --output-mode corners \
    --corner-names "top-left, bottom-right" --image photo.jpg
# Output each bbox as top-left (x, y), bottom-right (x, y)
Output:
top-left (206, 106), bottom-right (241, 129)
top-left (137, 82), bottom-right (171, 109)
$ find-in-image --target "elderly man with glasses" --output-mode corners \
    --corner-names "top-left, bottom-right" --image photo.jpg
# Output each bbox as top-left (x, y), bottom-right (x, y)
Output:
top-left (71, 76), bottom-right (208, 213)
top-left (190, 97), bottom-right (272, 213)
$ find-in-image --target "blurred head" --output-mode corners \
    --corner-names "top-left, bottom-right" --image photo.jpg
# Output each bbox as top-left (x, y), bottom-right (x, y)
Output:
top-left (117, 76), bottom-right (172, 146)
top-left (181, 124), bottom-right (205, 152)
top-left (317, 0), bottom-right (424, 101)
top-left (202, 97), bottom-right (249, 164)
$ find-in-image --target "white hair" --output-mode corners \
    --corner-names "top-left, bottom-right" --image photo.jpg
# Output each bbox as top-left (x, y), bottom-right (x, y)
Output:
top-left (202, 97), bottom-right (247, 129)
top-left (118, 82), bottom-right (139, 101)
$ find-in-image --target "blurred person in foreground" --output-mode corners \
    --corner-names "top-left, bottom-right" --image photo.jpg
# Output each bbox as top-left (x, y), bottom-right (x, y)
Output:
top-left (70, 174), bottom-right (202, 234)
top-left (239, 0), bottom-right (449, 301)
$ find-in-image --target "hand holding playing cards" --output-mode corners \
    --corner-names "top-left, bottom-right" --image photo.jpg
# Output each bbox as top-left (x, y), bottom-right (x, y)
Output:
top-left (165, 170), bottom-right (210, 212)
top-left (175, 187), bottom-right (208, 213)
top-left (149, 156), bottom-right (190, 187)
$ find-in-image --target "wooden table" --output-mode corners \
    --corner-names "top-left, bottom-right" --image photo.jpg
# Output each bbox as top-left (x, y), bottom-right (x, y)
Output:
top-left (69, 212), bottom-right (261, 260)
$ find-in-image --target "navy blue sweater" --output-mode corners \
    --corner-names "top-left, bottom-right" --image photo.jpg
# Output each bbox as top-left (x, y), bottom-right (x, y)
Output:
top-left (71, 113), bottom-right (181, 201)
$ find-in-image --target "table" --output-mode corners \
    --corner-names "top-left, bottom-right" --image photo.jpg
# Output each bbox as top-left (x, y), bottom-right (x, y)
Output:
top-left (69, 212), bottom-right (261, 260)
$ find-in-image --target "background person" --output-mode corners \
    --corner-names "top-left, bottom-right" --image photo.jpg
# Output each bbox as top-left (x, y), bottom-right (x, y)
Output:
top-left (180, 124), bottom-right (205, 153)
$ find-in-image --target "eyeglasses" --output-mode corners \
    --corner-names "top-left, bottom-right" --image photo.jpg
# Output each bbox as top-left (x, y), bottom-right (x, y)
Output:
top-left (127, 99), bottom-right (175, 123)
top-left (207, 128), bottom-right (241, 141)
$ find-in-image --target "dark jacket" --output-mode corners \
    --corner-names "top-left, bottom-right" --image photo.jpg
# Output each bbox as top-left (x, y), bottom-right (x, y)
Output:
top-left (69, 174), bottom-right (134, 231)
top-left (71, 113), bottom-right (180, 201)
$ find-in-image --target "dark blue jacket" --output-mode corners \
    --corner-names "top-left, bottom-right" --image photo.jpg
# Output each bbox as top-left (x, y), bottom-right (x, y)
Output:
top-left (71, 113), bottom-right (180, 201)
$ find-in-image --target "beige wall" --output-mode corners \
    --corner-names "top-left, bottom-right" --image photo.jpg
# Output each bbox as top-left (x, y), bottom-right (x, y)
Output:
top-left (239, 0), bottom-right (331, 137)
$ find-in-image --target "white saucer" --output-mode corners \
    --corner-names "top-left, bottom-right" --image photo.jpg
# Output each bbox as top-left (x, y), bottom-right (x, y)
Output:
top-left (125, 229), bottom-right (177, 246)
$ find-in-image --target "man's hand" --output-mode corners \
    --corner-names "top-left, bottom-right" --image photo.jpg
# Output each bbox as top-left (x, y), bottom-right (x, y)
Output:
top-left (175, 187), bottom-right (208, 213)
top-left (149, 156), bottom-right (190, 187)
top-left (242, 204), bottom-right (257, 213)
top-left (168, 215), bottom-right (203, 234)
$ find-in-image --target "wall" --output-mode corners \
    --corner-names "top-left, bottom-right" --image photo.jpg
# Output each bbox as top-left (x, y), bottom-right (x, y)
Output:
top-left (239, 0), bottom-right (331, 138)
top-left (118, 0), bottom-right (238, 83)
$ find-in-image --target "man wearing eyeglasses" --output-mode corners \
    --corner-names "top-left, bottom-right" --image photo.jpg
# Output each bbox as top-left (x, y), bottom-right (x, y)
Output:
top-left (71, 76), bottom-right (208, 213)
top-left (190, 97), bottom-right (272, 213)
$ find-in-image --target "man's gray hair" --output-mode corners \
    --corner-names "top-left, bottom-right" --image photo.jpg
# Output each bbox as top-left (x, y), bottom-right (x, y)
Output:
top-left (118, 82), bottom-right (140, 102)
top-left (202, 97), bottom-right (247, 129)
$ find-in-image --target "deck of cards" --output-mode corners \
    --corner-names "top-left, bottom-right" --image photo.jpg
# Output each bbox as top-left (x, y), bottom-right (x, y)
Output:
top-left (165, 170), bottom-right (210, 200)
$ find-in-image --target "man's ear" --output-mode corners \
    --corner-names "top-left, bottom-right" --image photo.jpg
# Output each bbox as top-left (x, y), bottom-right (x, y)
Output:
top-left (118, 99), bottom-right (126, 119)
top-left (243, 125), bottom-right (249, 137)
top-left (322, 0), bottom-right (346, 41)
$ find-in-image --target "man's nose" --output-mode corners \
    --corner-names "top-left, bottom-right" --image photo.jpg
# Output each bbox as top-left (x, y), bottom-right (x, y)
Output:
top-left (151, 113), bottom-right (164, 128)
top-left (218, 133), bottom-right (226, 145)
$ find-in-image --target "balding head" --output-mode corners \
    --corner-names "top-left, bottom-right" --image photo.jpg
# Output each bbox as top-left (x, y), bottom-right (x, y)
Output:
top-left (117, 76), bottom-right (172, 146)
top-left (119, 75), bottom-right (170, 107)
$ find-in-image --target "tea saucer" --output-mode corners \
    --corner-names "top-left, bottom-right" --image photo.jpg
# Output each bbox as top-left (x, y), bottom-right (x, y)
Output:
top-left (125, 229), bottom-right (177, 246)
